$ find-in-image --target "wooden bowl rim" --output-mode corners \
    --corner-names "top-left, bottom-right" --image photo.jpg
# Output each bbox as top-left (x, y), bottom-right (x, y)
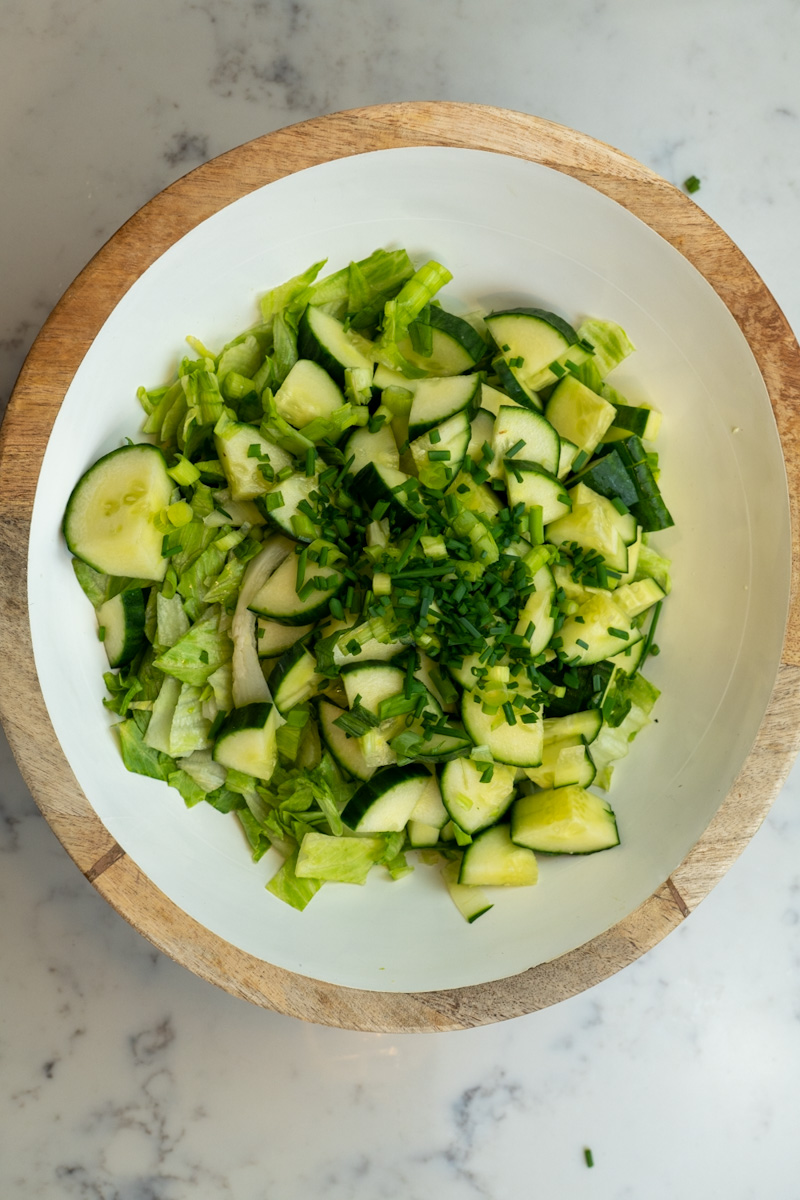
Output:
top-left (2, 101), bottom-right (800, 1032)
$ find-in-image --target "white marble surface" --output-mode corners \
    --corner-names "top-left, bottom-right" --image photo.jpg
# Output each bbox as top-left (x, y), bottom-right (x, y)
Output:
top-left (2, 1), bottom-right (800, 1196)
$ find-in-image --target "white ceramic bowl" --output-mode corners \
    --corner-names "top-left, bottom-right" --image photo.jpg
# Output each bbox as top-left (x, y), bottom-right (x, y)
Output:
top-left (28, 143), bottom-right (790, 994)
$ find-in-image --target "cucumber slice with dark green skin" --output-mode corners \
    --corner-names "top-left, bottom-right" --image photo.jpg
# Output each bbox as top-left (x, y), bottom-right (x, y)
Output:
top-left (247, 544), bottom-right (344, 624)
top-left (340, 660), bottom-right (405, 714)
top-left (410, 409), bottom-right (471, 489)
top-left (606, 637), bottom-right (645, 678)
top-left (543, 708), bottom-right (603, 744)
top-left (273, 358), bottom-right (344, 428)
top-left (269, 644), bottom-right (322, 715)
top-left (503, 460), bottom-right (571, 525)
top-left (440, 756), bottom-right (517, 834)
top-left (397, 306), bottom-right (486, 376)
top-left (515, 563), bottom-right (556, 656)
top-left (255, 472), bottom-right (320, 541)
top-left (511, 785), bottom-right (619, 854)
top-left (97, 588), bottom-right (146, 668)
top-left (214, 421), bottom-right (293, 502)
top-left (342, 763), bottom-right (431, 832)
top-left (344, 422), bottom-right (399, 477)
top-left (407, 375), bottom-right (480, 440)
top-left (297, 305), bottom-right (374, 385)
top-left (491, 405), bottom-right (561, 479)
top-left (491, 357), bottom-right (542, 410)
top-left (63, 443), bottom-right (173, 581)
top-left (569, 447), bottom-right (639, 509)
top-left (459, 824), bottom-right (538, 887)
top-left (213, 702), bottom-right (279, 781)
top-left (414, 724), bottom-right (473, 762)
top-left (256, 617), bottom-right (314, 658)
top-left (351, 462), bottom-right (420, 526)
top-left (486, 308), bottom-right (583, 396)
top-left (408, 773), bottom-right (448, 828)
top-left (615, 436), bottom-right (674, 531)
top-left (605, 402), bottom-right (662, 441)
top-left (318, 698), bottom-right (374, 781)
top-left (461, 690), bottom-right (543, 768)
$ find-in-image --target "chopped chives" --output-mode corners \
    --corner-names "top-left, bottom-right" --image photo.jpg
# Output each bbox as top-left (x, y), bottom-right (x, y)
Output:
top-left (305, 447), bottom-right (317, 476)
top-left (528, 504), bottom-right (544, 545)
top-left (611, 496), bottom-right (629, 515)
top-left (572, 449), bottom-right (589, 471)
top-left (502, 702), bottom-right (516, 726)
top-left (505, 439), bottom-right (526, 459)
top-left (295, 547), bottom-right (308, 591)
top-left (428, 449), bottom-right (451, 461)
top-left (607, 627), bottom-right (629, 640)
top-left (584, 1148), bottom-right (594, 1169)
top-left (576, 638), bottom-right (589, 650)
top-left (429, 428), bottom-right (442, 444)
top-left (329, 597), bottom-right (344, 621)
top-left (264, 490), bottom-right (284, 512)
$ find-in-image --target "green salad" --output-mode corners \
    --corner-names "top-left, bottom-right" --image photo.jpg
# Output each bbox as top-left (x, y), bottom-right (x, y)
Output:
top-left (63, 248), bottom-right (672, 921)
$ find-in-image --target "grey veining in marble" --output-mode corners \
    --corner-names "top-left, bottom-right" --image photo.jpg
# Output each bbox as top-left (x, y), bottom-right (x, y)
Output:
top-left (2, 1), bottom-right (800, 1197)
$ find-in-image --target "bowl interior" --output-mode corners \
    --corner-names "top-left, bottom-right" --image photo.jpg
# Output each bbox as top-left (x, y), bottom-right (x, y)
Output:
top-left (28, 146), bottom-right (790, 992)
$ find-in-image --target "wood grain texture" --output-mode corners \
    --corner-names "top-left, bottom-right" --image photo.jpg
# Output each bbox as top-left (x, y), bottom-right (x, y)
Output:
top-left (2, 102), bottom-right (799, 1031)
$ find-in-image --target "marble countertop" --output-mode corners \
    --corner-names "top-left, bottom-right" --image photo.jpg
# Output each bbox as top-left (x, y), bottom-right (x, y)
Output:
top-left (3, 2), bottom-right (800, 1196)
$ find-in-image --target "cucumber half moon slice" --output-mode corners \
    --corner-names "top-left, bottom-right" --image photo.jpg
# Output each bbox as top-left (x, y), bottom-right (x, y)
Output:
top-left (63, 443), bottom-right (172, 581)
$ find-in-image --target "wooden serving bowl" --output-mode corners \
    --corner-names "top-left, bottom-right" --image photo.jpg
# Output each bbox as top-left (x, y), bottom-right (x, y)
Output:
top-left (2, 103), bottom-right (800, 1032)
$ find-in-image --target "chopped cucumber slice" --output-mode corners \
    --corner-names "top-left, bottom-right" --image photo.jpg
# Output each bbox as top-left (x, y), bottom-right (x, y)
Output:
top-left (214, 419), bottom-right (293, 501)
top-left (407, 375), bottom-right (479, 439)
top-left (269, 644), bottom-right (322, 714)
top-left (491, 405), bottom-right (560, 479)
top-left (248, 544), bottom-right (344, 624)
top-left (298, 305), bottom-right (374, 384)
top-left (273, 358), bottom-right (344, 428)
top-left (511, 785), bottom-right (619, 854)
top-left (398, 306), bottom-right (486, 376)
top-left (440, 756), bottom-right (516, 835)
top-left (63, 443), bottom-right (172, 581)
top-left (213, 702), bottom-right (279, 781)
top-left (459, 824), bottom-right (538, 887)
top-left (97, 588), bottom-right (146, 668)
top-left (343, 763), bottom-right (431, 833)
top-left (256, 618), bottom-right (313, 658)
top-left (461, 690), bottom-right (543, 768)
